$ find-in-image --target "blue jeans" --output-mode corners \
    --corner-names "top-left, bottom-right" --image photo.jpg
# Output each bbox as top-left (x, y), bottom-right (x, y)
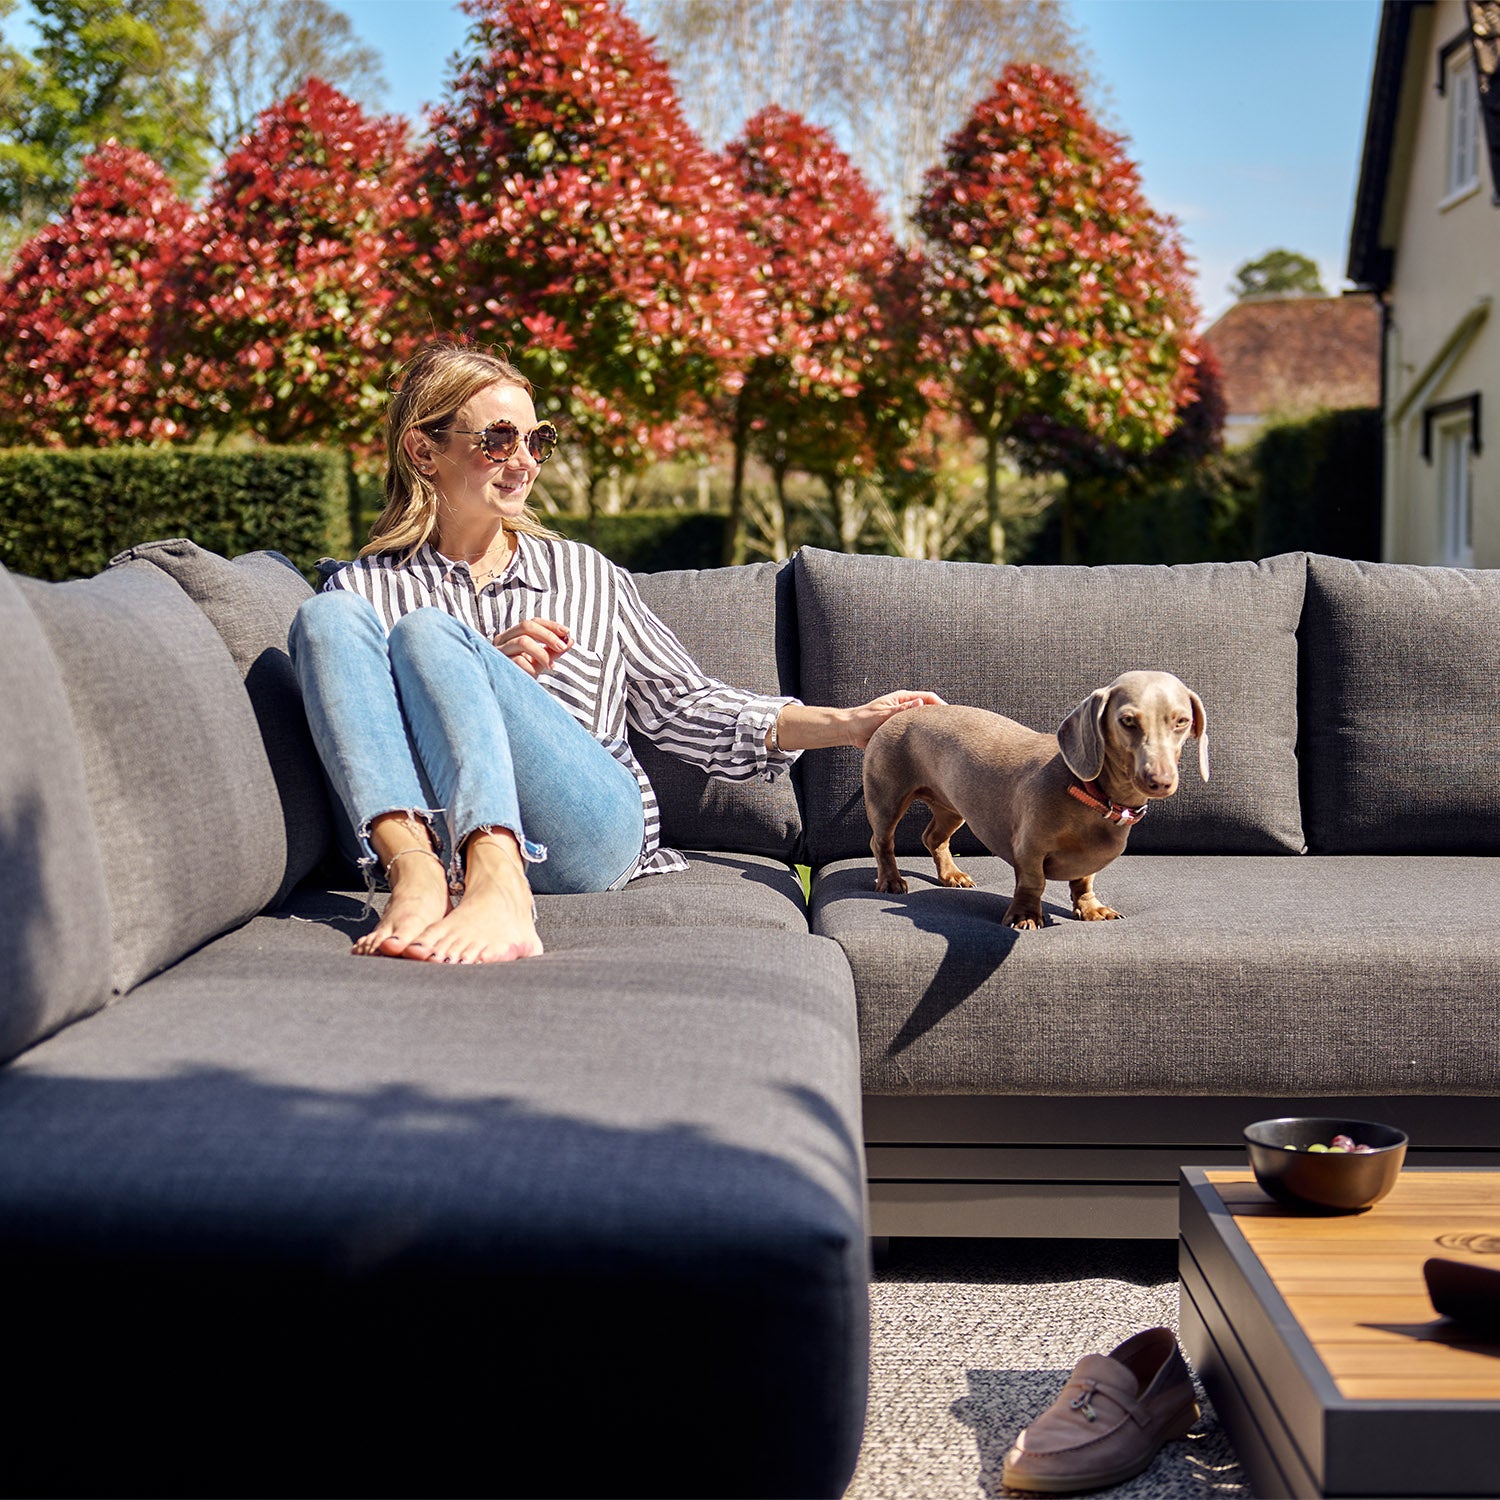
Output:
top-left (289, 592), bottom-right (645, 894)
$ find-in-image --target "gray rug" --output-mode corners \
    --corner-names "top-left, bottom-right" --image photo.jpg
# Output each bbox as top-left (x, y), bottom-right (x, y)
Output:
top-left (848, 1238), bottom-right (1248, 1500)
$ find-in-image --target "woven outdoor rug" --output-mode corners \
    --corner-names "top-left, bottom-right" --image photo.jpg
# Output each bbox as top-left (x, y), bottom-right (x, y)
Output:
top-left (848, 1238), bottom-right (1247, 1500)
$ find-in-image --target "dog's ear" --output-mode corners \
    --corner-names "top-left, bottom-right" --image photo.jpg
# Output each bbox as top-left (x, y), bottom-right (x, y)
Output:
top-left (1188, 689), bottom-right (1210, 781)
top-left (1057, 687), bottom-right (1109, 781)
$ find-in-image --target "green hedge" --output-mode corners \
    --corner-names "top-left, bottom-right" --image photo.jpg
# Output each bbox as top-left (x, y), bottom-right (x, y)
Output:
top-left (1254, 407), bottom-right (1382, 560)
top-left (0, 447), bottom-right (355, 582)
top-left (547, 509), bottom-right (727, 572)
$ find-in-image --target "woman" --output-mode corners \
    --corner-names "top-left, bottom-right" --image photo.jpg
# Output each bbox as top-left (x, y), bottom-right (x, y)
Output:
top-left (290, 339), bottom-right (940, 965)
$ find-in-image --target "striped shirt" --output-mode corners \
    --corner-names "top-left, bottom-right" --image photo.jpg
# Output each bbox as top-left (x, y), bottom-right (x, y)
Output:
top-left (320, 533), bottom-right (800, 879)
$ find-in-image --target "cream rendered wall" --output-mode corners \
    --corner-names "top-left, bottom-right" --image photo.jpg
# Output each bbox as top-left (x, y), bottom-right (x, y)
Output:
top-left (1384, 0), bottom-right (1500, 565)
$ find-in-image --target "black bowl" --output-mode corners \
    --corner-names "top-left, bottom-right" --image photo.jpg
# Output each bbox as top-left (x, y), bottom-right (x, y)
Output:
top-left (1243, 1116), bottom-right (1408, 1212)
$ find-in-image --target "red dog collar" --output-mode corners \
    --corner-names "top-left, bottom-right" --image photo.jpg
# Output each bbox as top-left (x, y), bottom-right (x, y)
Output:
top-left (1069, 779), bottom-right (1149, 825)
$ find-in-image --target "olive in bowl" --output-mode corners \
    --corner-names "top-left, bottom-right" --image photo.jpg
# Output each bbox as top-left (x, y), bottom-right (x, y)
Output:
top-left (1243, 1117), bottom-right (1408, 1212)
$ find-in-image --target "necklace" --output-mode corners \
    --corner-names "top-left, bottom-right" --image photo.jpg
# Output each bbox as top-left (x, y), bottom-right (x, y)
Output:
top-left (440, 541), bottom-right (510, 587)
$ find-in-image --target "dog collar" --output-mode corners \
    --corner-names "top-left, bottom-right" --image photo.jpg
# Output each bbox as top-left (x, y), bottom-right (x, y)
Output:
top-left (1069, 779), bottom-right (1148, 825)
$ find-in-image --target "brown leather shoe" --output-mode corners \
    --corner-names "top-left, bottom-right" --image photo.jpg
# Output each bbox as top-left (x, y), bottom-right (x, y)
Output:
top-left (1001, 1327), bottom-right (1199, 1493)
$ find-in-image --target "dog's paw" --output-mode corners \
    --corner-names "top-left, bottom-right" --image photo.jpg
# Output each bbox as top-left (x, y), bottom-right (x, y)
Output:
top-left (875, 873), bottom-right (909, 895)
top-left (1075, 902), bottom-right (1123, 921)
top-left (939, 871), bottom-right (975, 889)
top-left (1003, 908), bottom-right (1048, 930)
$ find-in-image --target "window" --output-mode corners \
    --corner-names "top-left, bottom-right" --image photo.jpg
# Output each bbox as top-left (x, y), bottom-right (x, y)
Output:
top-left (1438, 419), bottom-right (1475, 566)
top-left (1444, 45), bottom-right (1482, 199)
top-left (1422, 394), bottom-right (1480, 566)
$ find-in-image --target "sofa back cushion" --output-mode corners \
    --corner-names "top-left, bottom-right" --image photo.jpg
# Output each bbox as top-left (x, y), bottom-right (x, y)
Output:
top-left (108, 539), bottom-right (331, 902)
top-left (0, 565), bottom-right (114, 1059)
top-left (1302, 554), bottom-right (1500, 852)
top-left (630, 561), bottom-right (802, 858)
top-left (793, 547), bottom-right (1307, 864)
top-left (15, 564), bottom-right (285, 993)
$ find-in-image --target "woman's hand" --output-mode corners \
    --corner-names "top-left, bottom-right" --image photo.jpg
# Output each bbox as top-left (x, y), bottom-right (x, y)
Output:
top-left (843, 690), bottom-right (946, 749)
top-left (493, 618), bottom-right (571, 678)
top-left (770, 691), bottom-right (945, 753)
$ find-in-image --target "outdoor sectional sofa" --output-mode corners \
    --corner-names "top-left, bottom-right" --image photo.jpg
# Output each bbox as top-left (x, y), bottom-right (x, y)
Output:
top-left (2, 537), bottom-right (1498, 1498)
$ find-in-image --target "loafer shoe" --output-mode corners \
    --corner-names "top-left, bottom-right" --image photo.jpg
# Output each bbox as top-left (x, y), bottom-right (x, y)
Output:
top-left (1001, 1327), bottom-right (1199, 1494)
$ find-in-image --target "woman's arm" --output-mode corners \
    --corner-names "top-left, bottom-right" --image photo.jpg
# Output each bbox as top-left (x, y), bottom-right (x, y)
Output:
top-left (769, 692), bottom-right (945, 753)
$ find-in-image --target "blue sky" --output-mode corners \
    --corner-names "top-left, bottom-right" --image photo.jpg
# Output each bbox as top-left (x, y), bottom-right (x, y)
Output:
top-left (341, 0), bottom-right (1383, 327)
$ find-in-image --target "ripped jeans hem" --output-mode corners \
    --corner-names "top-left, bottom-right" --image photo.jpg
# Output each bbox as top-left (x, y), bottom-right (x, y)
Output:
top-left (446, 822), bottom-right (547, 897)
top-left (355, 807), bottom-right (449, 915)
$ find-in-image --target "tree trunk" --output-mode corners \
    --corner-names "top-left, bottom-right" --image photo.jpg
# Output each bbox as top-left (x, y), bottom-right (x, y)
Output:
top-left (768, 463), bottom-right (790, 561)
top-left (602, 467), bottom-right (623, 516)
top-left (584, 468), bottom-right (601, 543)
top-left (984, 427), bottom-right (1006, 563)
top-left (834, 475), bottom-right (864, 551)
top-left (724, 402), bottom-right (750, 566)
top-left (1059, 477), bottom-right (1078, 565)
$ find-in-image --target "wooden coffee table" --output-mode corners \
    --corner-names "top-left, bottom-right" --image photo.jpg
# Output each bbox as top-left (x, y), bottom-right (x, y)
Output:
top-left (1179, 1166), bottom-right (1500, 1497)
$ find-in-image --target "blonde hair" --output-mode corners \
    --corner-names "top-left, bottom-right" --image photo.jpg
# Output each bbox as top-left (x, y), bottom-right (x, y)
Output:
top-left (362, 338), bottom-right (558, 560)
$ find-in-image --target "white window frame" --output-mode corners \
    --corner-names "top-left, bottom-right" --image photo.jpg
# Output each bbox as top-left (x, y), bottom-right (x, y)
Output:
top-left (1437, 418), bottom-right (1475, 567)
top-left (1444, 45), bottom-right (1482, 203)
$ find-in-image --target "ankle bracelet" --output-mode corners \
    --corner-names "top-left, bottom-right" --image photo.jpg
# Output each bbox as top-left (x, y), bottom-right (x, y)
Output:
top-left (385, 847), bottom-right (444, 878)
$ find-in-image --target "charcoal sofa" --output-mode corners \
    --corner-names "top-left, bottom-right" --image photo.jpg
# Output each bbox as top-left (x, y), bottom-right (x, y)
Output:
top-left (3, 538), bottom-right (1498, 1498)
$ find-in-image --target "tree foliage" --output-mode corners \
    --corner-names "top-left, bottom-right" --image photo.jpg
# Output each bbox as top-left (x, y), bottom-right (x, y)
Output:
top-left (916, 62), bottom-right (1198, 558)
top-left (0, 140), bottom-right (192, 446)
top-left (0, 0), bottom-right (210, 229)
top-left (721, 104), bottom-right (931, 560)
top-left (170, 78), bottom-right (414, 449)
top-left (1230, 247), bottom-right (1326, 300)
top-left (407, 0), bottom-right (765, 491)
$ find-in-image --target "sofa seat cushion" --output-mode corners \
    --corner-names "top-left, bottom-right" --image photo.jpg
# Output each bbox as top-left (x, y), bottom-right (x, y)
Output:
top-left (14, 564), bottom-right (286, 993)
top-left (540, 850), bottom-right (807, 938)
top-left (0, 566), bottom-right (113, 1061)
top-left (1302, 554), bottom-right (1500, 852)
top-left (811, 853), bottom-right (1500, 1097)
top-left (0, 923), bottom-right (865, 1499)
top-left (793, 547), bottom-right (1307, 863)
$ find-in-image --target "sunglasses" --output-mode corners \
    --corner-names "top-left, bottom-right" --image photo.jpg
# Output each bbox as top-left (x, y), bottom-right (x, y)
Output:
top-left (447, 418), bottom-right (559, 465)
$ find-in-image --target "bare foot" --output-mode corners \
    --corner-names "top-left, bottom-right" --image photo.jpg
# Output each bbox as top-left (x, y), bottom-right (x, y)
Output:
top-left (354, 847), bottom-right (451, 958)
top-left (403, 829), bottom-right (543, 964)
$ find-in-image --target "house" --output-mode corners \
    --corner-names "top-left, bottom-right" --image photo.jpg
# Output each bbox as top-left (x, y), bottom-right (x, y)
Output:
top-left (1200, 293), bottom-right (1381, 447)
top-left (1349, 0), bottom-right (1500, 566)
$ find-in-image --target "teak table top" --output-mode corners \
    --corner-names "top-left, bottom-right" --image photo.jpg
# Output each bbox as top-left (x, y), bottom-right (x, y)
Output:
top-left (1205, 1169), bottom-right (1500, 1402)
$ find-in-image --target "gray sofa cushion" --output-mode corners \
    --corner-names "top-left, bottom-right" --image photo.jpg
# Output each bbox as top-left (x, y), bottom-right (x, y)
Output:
top-left (0, 566), bottom-right (113, 1060)
top-left (811, 853), bottom-right (1500, 1096)
top-left (792, 547), bottom-right (1307, 864)
top-left (108, 539), bottom-right (331, 902)
top-left (0, 924), bottom-right (867, 1498)
top-left (1302, 554), bottom-right (1500, 852)
top-left (538, 851), bottom-right (807, 939)
top-left (14, 565), bottom-right (285, 993)
top-left (631, 561), bottom-right (802, 858)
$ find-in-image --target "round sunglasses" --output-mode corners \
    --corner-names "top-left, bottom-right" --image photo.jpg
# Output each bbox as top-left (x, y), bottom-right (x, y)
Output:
top-left (448, 418), bottom-right (560, 465)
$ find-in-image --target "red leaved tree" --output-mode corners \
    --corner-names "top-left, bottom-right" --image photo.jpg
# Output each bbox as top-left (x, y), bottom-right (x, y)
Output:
top-left (406, 0), bottom-right (765, 508)
top-left (0, 142), bottom-right (192, 446)
top-left (721, 105), bottom-right (933, 561)
top-left (169, 78), bottom-right (415, 450)
top-left (916, 63), bottom-right (1199, 560)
